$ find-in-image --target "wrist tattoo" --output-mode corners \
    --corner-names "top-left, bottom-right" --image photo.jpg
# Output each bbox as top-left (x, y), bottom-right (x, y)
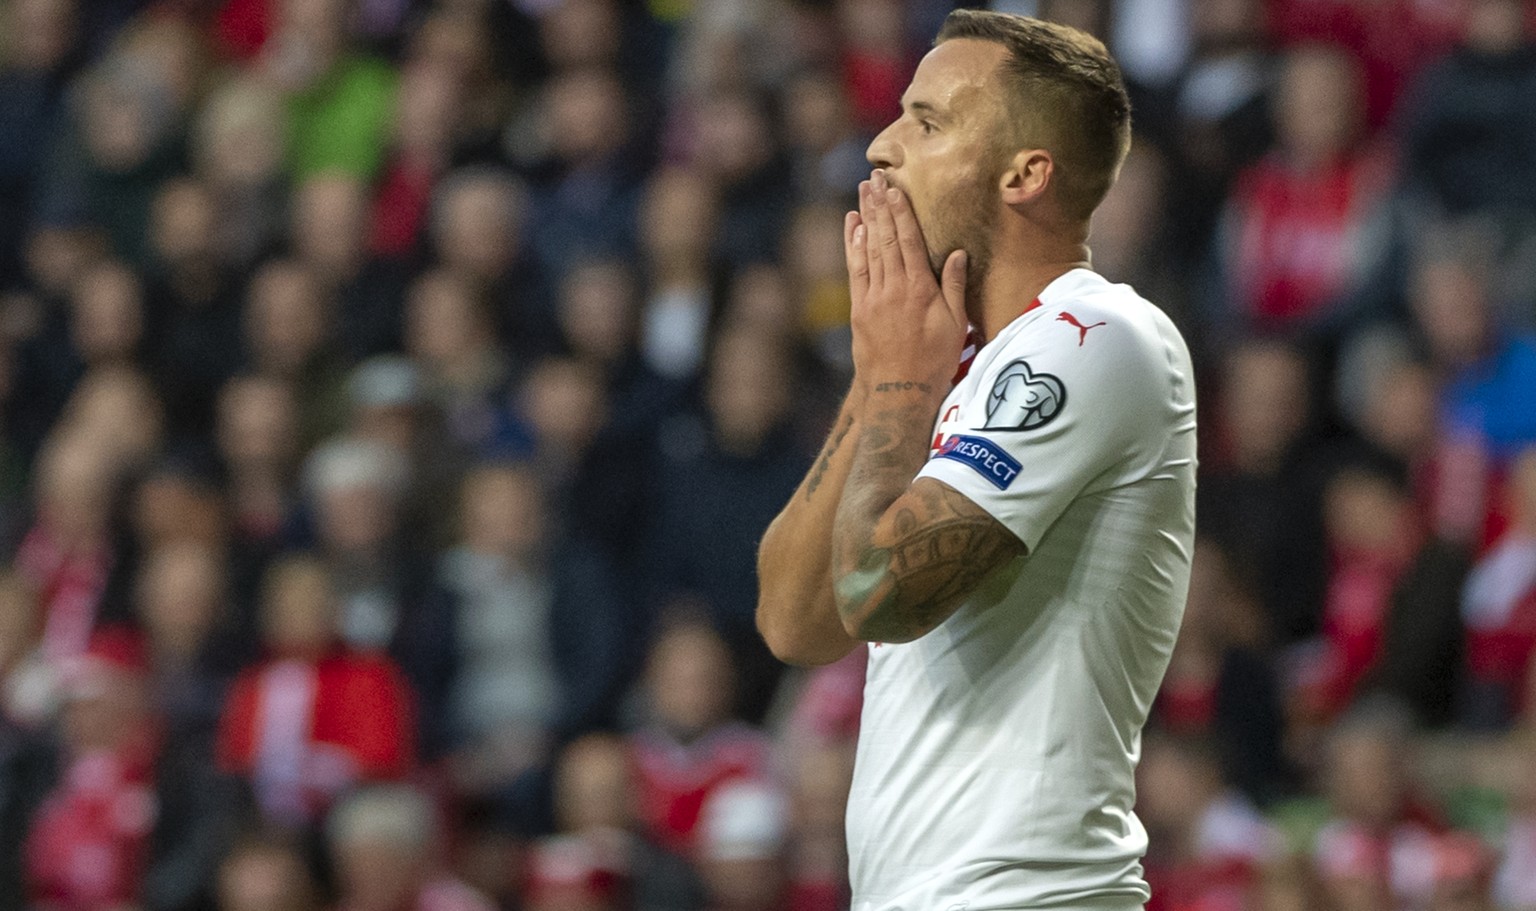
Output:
top-left (873, 381), bottom-right (933, 394)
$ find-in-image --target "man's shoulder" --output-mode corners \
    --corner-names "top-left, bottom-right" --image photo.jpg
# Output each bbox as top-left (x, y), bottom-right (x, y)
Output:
top-left (989, 271), bottom-right (1180, 371)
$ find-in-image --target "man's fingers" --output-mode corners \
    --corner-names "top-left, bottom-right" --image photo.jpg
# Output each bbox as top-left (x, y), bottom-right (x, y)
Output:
top-left (940, 249), bottom-right (969, 326)
top-left (860, 180), bottom-right (885, 293)
top-left (845, 210), bottom-right (869, 302)
top-left (870, 178), bottom-right (903, 279)
top-left (887, 188), bottom-right (932, 285)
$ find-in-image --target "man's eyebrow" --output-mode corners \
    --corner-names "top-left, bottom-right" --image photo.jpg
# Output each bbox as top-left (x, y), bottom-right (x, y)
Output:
top-left (905, 99), bottom-right (947, 118)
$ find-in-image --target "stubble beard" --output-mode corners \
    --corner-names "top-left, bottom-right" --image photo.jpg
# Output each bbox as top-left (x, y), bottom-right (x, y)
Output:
top-left (918, 171), bottom-right (997, 328)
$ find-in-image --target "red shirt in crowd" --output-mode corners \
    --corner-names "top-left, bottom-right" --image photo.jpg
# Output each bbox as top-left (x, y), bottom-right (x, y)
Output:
top-left (629, 721), bottom-right (772, 857)
top-left (26, 745), bottom-right (159, 911)
top-left (1224, 147), bottom-right (1393, 329)
top-left (216, 649), bottom-right (417, 827)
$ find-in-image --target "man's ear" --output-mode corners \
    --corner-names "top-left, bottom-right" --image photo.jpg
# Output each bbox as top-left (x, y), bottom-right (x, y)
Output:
top-left (999, 149), bottom-right (1053, 207)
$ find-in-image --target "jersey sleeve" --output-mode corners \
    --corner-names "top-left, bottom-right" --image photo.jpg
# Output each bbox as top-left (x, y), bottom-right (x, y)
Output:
top-left (915, 310), bottom-right (1159, 552)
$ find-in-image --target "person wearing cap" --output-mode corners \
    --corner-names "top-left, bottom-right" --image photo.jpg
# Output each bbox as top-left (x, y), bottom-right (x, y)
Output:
top-left (301, 433), bottom-right (459, 757)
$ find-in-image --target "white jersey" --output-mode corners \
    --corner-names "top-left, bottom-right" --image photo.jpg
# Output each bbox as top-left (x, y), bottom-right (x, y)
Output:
top-left (846, 269), bottom-right (1197, 911)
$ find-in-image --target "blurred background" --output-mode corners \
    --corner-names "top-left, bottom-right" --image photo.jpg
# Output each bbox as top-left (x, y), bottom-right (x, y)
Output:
top-left (0, 0), bottom-right (1534, 909)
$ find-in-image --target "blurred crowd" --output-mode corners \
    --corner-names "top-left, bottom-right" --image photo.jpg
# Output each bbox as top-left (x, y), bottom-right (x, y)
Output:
top-left (0, 0), bottom-right (1534, 909)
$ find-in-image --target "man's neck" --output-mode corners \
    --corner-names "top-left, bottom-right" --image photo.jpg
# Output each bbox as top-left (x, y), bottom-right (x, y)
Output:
top-left (972, 236), bottom-right (1092, 343)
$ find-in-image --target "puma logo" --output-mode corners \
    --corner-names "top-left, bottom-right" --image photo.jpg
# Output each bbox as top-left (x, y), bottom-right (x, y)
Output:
top-left (1057, 311), bottom-right (1106, 346)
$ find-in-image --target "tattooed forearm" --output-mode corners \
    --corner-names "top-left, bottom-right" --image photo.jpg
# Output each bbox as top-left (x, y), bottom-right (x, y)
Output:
top-left (833, 395), bottom-right (957, 640)
top-left (835, 478), bottom-right (1024, 643)
top-left (804, 412), bottom-right (854, 501)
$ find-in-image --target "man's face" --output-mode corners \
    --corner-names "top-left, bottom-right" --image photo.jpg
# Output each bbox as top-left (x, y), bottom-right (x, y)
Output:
top-left (865, 39), bottom-right (1014, 287)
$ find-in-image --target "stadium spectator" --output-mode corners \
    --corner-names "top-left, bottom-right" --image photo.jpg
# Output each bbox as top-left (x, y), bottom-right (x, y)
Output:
top-left (327, 785), bottom-right (494, 911)
top-left (1154, 539), bottom-right (1291, 802)
top-left (134, 540), bottom-right (235, 745)
top-left (782, 743), bottom-right (855, 911)
top-left (780, 68), bottom-right (871, 204)
top-left (1399, 0), bottom-right (1536, 218)
top-left (262, 0), bottom-right (396, 181)
top-left (35, 39), bottom-right (183, 267)
top-left (1268, 0), bottom-right (1465, 129)
top-left (214, 829), bottom-right (320, 911)
top-left (1411, 224), bottom-right (1536, 461)
top-left (1493, 729), bottom-right (1536, 910)
top-left (15, 432), bottom-right (118, 664)
top-left (25, 625), bottom-right (235, 911)
top-left (781, 205), bottom-right (853, 360)
top-left (1197, 339), bottom-right (1331, 642)
top-left (438, 460), bottom-right (558, 795)
top-left (300, 435), bottom-right (457, 749)
top-left (637, 167), bottom-right (718, 381)
top-left (687, 91), bottom-right (793, 271)
top-left (1138, 732), bottom-right (1280, 911)
top-left (428, 166), bottom-right (546, 357)
top-left (216, 555), bottom-right (416, 829)
top-left (342, 353), bottom-right (465, 546)
top-left (289, 173), bottom-right (405, 360)
top-left (402, 269), bottom-right (512, 454)
top-left (144, 176), bottom-right (244, 437)
top-left (1215, 44), bottom-right (1393, 333)
top-left (524, 68), bottom-right (644, 283)
top-left (1288, 461), bottom-right (1467, 727)
top-left (0, 576), bottom-right (52, 911)
top-left (69, 258), bottom-right (144, 372)
top-left (56, 364), bottom-right (164, 471)
top-left (0, 0), bottom-right (80, 286)
top-left (525, 733), bottom-right (704, 911)
top-left (1312, 702), bottom-right (1450, 910)
top-left (649, 327), bottom-right (808, 718)
top-left (190, 76), bottom-right (288, 272)
top-left (557, 257), bottom-right (683, 443)
top-left (630, 621), bottom-right (772, 857)
top-left (368, 60), bottom-right (463, 263)
top-left (1141, 0), bottom-right (1274, 275)
top-left (240, 258), bottom-right (349, 448)
top-left (216, 374), bottom-right (302, 545)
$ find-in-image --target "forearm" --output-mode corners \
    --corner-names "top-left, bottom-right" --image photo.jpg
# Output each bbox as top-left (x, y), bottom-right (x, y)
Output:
top-left (755, 387), bottom-right (866, 665)
top-left (831, 384), bottom-right (943, 641)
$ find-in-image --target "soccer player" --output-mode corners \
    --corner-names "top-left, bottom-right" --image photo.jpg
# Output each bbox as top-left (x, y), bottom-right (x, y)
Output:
top-left (756, 11), bottom-right (1197, 911)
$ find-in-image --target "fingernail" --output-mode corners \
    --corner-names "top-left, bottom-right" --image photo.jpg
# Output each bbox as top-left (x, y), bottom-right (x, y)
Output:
top-left (873, 170), bottom-right (885, 190)
top-left (854, 225), bottom-right (865, 245)
top-left (886, 188), bottom-right (900, 204)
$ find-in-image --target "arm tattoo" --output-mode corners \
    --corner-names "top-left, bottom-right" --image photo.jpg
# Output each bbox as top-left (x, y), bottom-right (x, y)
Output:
top-left (873, 381), bottom-right (933, 394)
top-left (836, 483), bottom-right (1023, 642)
top-left (804, 412), bottom-right (854, 501)
top-left (832, 391), bottom-right (1022, 643)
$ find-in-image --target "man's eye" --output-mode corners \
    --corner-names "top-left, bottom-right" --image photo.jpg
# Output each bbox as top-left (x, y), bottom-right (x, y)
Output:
top-left (920, 120), bottom-right (936, 135)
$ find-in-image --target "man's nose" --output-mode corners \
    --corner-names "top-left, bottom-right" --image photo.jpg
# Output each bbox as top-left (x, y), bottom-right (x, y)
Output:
top-left (866, 126), bottom-right (901, 170)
